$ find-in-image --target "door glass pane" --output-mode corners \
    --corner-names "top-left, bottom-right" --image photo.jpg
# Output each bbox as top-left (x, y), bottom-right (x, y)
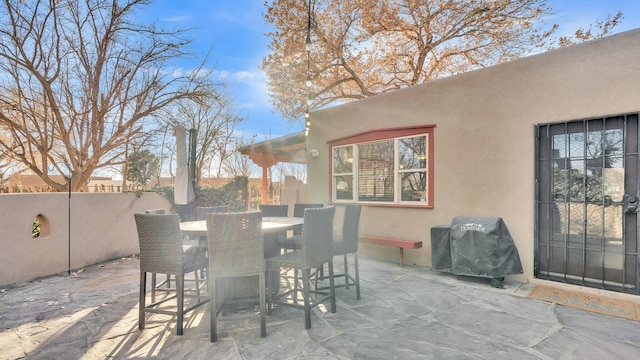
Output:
top-left (604, 203), bottom-right (624, 272)
top-left (567, 205), bottom-right (585, 243)
top-left (569, 132), bottom-right (585, 158)
top-left (552, 133), bottom-right (567, 159)
top-left (603, 166), bottom-right (624, 203)
top-left (552, 167), bottom-right (567, 200)
top-left (567, 165), bottom-right (585, 201)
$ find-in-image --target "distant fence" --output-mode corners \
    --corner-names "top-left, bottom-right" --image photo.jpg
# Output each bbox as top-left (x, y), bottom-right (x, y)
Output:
top-left (0, 192), bottom-right (171, 287)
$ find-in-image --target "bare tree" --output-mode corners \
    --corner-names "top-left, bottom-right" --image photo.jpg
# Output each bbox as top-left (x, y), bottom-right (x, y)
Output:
top-left (275, 162), bottom-right (307, 184)
top-left (262, 0), bottom-right (623, 123)
top-left (223, 137), bottom-right (259, 178)
top-left (0, 0), bottom-right (209, 191)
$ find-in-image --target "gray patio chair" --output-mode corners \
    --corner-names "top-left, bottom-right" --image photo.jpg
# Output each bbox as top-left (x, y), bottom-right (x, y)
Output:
top-left (259, 204), bottom-right (289, 217)
top-left (277, 203), bottom-right (323, 250)
top-left (206, 211), bottom-right (266, 342)
top-left (293, 203), bottom-right (324, 217)
top-left (260, 205), bottom-right (289, 244)
top-left (195, 206), bottom-right (228, 220)
top-left (134, 213), bottom-right (209, 336)
top-left (316, 204), bottom-right (362, 299)
top-left (267, 206), bottom-right (336, 329)
top-left (194, 206), bottom-right (229, 257)
top-left (144, 209), bottom-right (170, 301)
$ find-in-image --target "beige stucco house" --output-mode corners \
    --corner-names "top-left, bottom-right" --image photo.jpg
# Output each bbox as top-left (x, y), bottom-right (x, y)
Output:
top-left (305, 29), bottom-right (640, 295)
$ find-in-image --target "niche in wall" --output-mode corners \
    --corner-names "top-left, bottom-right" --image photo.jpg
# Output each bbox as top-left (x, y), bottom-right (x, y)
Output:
top-left (32, 214), bottom-right (50, 238)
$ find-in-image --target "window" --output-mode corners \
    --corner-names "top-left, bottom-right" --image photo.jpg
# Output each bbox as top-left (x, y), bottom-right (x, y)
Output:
top-left (333, 145), bottom-right (354, 200)
top-left (329, 126), bottom-right (434, 207)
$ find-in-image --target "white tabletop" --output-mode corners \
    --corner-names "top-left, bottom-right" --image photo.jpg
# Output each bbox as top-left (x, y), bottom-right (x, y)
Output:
top-left (180, 216), bottom-right (303, 236)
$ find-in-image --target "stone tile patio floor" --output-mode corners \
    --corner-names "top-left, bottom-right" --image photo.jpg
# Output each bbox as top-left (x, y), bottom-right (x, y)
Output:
top-left (1, 255), bottom-right (640, 359)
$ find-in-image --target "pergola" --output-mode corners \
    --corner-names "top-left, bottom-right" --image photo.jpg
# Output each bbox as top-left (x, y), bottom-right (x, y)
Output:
top-left (239, 131), bottom-right (307, 205)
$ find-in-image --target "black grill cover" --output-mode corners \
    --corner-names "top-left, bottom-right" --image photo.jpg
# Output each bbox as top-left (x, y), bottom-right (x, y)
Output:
top-left (450, 216), bottom-right (523, 277)
top-left (430, 225), bottom-right (452, 271)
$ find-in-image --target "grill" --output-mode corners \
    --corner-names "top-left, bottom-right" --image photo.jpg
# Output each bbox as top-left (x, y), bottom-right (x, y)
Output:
top-left (431, 216), bottom-right (523, 288)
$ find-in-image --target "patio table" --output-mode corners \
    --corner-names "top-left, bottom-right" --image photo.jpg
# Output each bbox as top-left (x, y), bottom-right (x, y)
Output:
top-left (179, 216), bottom-right (304, 302)
top-left (180, 216), bottom-right (303, 239)
top-left (180, 216), bottom-right (303, 258)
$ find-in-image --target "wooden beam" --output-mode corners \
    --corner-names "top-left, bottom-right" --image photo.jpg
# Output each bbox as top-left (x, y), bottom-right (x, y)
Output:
top-left (261, 166), bottom-right (268, 205)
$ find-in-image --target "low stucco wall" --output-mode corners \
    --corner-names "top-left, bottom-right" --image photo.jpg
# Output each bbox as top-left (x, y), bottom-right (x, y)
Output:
top-left (307, 29), bottom-right (640, 282)
top-left (0, 192), bottom-right (171, 287)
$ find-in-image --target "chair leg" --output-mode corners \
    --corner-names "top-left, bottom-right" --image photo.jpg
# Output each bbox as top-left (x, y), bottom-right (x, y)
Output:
top-left (354, 253), bottom-right (361, 300)
top-left (302, 268), bottom-right (311, 329)
top-left (220, 278), bottom-right (228, 316)
top-left (151, 273), bottom-right (156, 303)
top-left (343, 254), bottom-right (350, 289)
top-left (328, 260), bottom-right (336, 313)
top-left (194, 270), bottom-right (201, 302)
top-left (259, 273), bottom-right (267, 338)
top-left (139, 271), bottom-right (146, 330)
top-left (177, 274), bottom-right (184, 336)
top-left (266, 267), bottom-right (273, 315)
top-left (313, 265), bottom-right (320, 291)
top-left (209, 272), bottom-right (217, 342)
top-left (293, 267), bottom-right (299, 304)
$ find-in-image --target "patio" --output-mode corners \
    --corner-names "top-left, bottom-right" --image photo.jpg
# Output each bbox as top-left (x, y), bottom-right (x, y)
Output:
top-left (2, 256), bottom-right (640, 359)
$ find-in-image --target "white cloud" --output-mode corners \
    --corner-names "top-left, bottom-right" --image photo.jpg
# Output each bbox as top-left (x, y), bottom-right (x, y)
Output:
top-left (160, 16), bottom-right (191, 22)
top-left (213, 69), bottom-right (264, 82)
top-left (211, 69), bottom-right (270, 109)
top-left (234, 70), bottom-right (262, 81)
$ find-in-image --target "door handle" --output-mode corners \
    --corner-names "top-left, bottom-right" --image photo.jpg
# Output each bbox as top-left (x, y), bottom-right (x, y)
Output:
top-left (624, 194), bottom-right (639, 213)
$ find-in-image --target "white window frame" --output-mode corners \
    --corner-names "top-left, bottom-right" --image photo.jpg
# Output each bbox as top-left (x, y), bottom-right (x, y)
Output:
top-left (331, 133), bottom-right (430, 206)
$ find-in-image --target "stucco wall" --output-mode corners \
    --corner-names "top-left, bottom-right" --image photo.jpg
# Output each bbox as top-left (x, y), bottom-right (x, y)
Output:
top-left (307, 29), bottom-right (640, 281)
top-left (0, 192), bottom-right (171, 287)
top-left (282, 176), bottom-right (308, 217)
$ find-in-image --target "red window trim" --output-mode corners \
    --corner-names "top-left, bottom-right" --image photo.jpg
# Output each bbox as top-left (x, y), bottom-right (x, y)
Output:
top-left (328, 125), bottom-right (435, 208)
top-left (328, 125), bottom-right (436, 147)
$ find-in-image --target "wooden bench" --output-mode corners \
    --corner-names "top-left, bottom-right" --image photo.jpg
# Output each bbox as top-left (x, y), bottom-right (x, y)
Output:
top-left (360, 235), bottom-right (423, 267)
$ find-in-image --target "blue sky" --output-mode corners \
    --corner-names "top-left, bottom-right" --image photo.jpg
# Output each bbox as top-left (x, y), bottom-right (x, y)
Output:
top-left (143, 0), bottom-right (640, 141)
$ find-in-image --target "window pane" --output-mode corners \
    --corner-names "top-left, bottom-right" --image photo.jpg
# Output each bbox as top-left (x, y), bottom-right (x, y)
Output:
top-left (334, 175), bottom-right (353, 200)
top-left (401, 172), bottom-right (427, 201)
top-left (552, 133), bottom-right (567, 159)
top-left (358, 140), bottom-right (394, 202)
top-left (399, 136), bottom-right (427, 170)
top-left (569, 132), bottom-right (585, 158)
top-left (333, 146), bottom-right (353, 173)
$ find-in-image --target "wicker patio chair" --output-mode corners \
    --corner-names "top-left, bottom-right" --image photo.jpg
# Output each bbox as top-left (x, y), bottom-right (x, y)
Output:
top-left (316, 204), bottom-right (362, 299)
top-left (260, 205), bottom-right (289, 244)
top-left (267, 206), bottom-right (336, 329)
top-left (259, 204), bottom-right (289, 217)
top-left (206, 211), bottom-right (266, 342)
top-left (144, 209), bottom-right (170, 301)
top-left (194, 206), bottom-right (228, 256)
top-left (135, 213), bottom-right (209, 336)
top-left (195, 206), bottom-right (228, 220)
top-left (277, 203), bottom-right (323, 250)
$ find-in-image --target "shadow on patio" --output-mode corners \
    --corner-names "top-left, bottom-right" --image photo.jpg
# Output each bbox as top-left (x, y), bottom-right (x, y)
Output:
top-left (2, 256), bottom-right (640, 359)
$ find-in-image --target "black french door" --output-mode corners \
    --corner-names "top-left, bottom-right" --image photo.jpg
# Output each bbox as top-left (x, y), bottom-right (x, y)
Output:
top-left (536, 113), bottom-right (640, 294)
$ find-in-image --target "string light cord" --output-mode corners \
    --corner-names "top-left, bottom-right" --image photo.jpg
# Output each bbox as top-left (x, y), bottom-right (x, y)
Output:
top-left (304, 0), bottom-right (312, 136)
